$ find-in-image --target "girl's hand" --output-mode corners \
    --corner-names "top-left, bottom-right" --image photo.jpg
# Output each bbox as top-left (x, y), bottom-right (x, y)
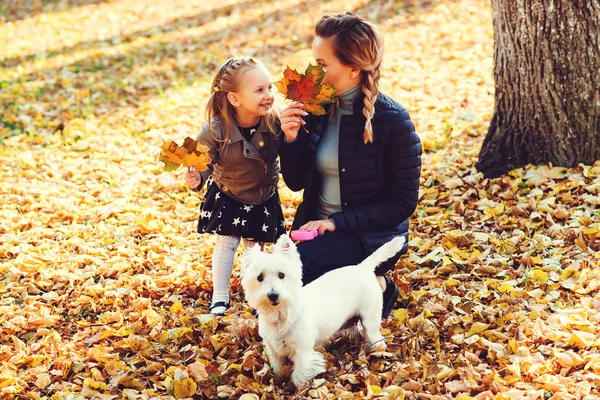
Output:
top-left (299, 219), bottom-right (336, 235)
top-left (280, 102), bottom-right (308, 142)
top-left (185, 167), bottom-right (202, 190)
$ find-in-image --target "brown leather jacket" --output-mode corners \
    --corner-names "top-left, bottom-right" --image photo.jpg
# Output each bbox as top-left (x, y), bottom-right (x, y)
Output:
top-left (195, 117), bottom-right (281, 205)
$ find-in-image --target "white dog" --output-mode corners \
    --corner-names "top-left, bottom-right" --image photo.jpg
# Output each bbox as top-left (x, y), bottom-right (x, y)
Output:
top-left (240, 234), bottom-right (405, 387)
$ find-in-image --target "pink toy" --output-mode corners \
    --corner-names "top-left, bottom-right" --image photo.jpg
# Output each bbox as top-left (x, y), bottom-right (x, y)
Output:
top-left (290, 229), bottom-right (319, 241)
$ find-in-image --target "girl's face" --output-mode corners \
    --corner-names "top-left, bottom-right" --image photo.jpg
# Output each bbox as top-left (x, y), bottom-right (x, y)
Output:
top-left (312, 36), bottom-right (361, 95)
top-left (229, 66), bottom-right (274, 126)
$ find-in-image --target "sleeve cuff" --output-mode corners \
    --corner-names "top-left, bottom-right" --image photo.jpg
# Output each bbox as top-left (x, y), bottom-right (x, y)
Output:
top-left (330, 213), bottom-right (346, 231)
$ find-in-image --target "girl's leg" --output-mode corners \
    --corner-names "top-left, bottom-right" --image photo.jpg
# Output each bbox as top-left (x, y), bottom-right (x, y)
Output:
top-left (211, 235), bottom-right (241, 315)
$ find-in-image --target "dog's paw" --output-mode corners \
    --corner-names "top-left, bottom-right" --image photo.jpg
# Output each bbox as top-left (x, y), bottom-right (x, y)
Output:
top-left (270, 362), bottom-right (282, 375)
top-left (295, 380), bottom-right (311, 392)
top-left (268, 355), bottom-right (286, 375)
top-left (291, 371), bottom-right (307, 387)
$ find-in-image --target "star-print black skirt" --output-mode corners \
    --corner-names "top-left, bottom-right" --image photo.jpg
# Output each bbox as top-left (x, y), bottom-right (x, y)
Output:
top-left (197, 179), bottom-right (286, 243)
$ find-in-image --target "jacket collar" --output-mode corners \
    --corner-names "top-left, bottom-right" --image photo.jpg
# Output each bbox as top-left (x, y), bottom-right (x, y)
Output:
top-left (229, 117), bottom-right (270, 159)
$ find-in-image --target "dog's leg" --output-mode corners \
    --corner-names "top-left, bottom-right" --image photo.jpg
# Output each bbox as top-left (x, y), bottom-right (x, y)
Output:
top-left (291, 350), bottom-right (326, 387)
top-left (265, 342), bottom-right (285, 375)
top-left (361, 313), bottom-right (386, 352)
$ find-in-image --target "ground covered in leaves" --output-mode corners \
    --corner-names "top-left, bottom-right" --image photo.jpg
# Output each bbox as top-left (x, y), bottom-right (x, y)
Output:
top-left (1, 0), bottom-right (599, 399)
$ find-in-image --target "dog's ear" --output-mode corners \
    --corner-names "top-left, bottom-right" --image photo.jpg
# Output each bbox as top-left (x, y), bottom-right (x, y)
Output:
top-left (273, 234), bottom-right (298, 257)
top-left (240, 244), bottom-right (261, 278)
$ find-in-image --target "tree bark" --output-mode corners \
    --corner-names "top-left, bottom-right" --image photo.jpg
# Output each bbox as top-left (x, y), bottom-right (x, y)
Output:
top-left (477, 0), bottom-right (600, 178)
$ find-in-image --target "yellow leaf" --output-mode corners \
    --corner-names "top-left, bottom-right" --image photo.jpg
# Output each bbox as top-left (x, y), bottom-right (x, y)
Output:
top-left (508, 338), bottom-right (518, 353)
top-left (445, 278), bottom-right (461, 287)
top-left (470, 249), bottom-right (483, 259)
top-left (173, 378), bottom-right (197, 398)
top-left (467, 322), bottom-right (489, 337)
top-left (529, 269), bottom-right (548, 285)
top-left (567, 330), bottom-right (597, 348)
top-left (83, 378), bottom-right (108, 391)
top-left (118, 375), bottom-right (144, 391)
top-left (29, 355), bottom-right (48, 367)
top-left (115, 323), bottom-right (140, 337)
top-left (99, 328), bottom-right (115, 340)
top-left (169, 301), bottom-right (185, 315)
top-left (0, 378), bottom-right (16, 389)
top-left (87, 346), bottom-right (119, 364)
top-left (394, 308), bottom-right (409, 324)
top-left (498, 283), bottom-right (516, 294)
top-left (369, 385), bottom-right (383, 395)
top-left (226, 363), bottom-right (242, 372)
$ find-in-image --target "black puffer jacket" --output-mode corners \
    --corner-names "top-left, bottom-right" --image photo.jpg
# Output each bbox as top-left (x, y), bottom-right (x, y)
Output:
top-left (279, 92), bottom-right (422, 255)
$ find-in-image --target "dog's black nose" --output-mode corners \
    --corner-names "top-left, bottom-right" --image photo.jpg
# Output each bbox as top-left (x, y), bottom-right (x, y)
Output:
top-left (268, 292), bottom-right (279, 303)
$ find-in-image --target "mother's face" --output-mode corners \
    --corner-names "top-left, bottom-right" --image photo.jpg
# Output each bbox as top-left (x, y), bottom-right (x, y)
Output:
top-left (312, 36), bottom-right (361, 95)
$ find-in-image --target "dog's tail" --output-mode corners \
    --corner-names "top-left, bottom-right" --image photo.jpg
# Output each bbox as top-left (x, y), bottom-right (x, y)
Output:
top-left (358, 236), bottom-right (406, 271)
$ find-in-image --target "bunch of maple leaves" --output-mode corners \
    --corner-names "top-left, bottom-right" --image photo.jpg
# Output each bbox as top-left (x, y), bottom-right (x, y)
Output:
top-left (1, 0), bottom-right (599, 399)
top-left (274, 64), bottom-right (337, 116)
top-left (159, 137), bottom-right (211, 173)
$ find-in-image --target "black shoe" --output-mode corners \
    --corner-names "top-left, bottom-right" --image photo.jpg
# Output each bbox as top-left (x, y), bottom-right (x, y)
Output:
top-left (382, 275), bottom-right (399, 319)
top-left (209, 301), bottom-right (229, 316)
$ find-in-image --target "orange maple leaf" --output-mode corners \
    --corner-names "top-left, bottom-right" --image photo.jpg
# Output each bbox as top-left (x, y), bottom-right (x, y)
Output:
top-left (274, 64), bottom-right (337, 116)
top-left (159, 137), bottom-right (211, 172)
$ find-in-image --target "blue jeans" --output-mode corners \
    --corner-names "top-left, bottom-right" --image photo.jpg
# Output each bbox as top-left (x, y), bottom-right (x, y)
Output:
top-left (297, 231), bottom-right (402, 285)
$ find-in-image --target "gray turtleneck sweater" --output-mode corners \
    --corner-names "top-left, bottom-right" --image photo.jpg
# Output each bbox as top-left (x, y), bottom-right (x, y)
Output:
top-left (315, 84), bottom-right (362, 220)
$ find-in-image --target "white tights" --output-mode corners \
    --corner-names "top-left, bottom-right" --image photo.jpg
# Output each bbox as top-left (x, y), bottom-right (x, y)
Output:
top-left (210, 235), bottom-right (261, 314)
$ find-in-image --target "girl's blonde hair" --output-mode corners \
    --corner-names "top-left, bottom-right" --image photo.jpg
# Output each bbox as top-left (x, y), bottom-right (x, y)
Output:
top-left (315, 13), bottom-right (384, 144)
top-left (206, 56), bottom-right (279, 146)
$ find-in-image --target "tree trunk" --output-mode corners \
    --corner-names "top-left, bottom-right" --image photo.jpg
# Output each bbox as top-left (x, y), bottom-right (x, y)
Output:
top-left (477, 0), bottom-right (600, 178)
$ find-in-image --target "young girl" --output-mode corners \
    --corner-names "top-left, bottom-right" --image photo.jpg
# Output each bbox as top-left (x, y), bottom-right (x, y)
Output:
top-left (185, 56), bottom-right (286, 316)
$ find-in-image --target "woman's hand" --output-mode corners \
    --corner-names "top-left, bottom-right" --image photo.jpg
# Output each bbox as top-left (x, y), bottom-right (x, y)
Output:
top-left (299, 219), bottom-right (336, 235)
top-left (185, 167), bottom-right (202, 190)
top-left (280, 102), bottom-right (308, 142)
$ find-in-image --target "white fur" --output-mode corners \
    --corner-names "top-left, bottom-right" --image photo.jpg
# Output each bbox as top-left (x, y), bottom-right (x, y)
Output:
top-left (240, 235), bottom-right (405, 387)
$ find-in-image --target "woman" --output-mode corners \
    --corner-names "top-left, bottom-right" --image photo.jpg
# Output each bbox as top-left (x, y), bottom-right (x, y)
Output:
top-left (279, 12), bottom-right (422, 319)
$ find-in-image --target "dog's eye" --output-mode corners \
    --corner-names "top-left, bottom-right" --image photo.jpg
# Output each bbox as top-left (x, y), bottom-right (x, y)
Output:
top-left (278, 272), bottom-right (285, 279)
top-left (257, 274), bottom-right (264, 282)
